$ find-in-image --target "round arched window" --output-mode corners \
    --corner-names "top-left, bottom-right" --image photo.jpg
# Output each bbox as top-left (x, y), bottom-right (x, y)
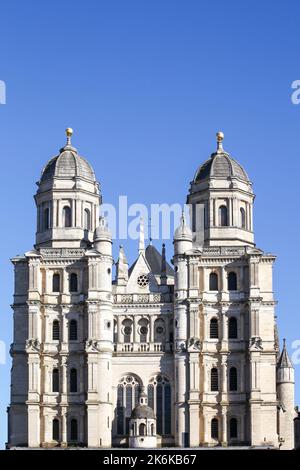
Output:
top-left (124, 326), bottom-right (132, 336)
top-left (140, 326), bottom-right (148, 335)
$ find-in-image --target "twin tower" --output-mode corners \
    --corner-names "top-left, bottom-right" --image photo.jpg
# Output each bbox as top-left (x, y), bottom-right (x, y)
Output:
top-left (7, 130), bottom-right (295, 449)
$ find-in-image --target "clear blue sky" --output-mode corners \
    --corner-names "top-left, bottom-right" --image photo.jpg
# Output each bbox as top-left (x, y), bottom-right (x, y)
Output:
top-left (0, 0), bottom-right (299, 448)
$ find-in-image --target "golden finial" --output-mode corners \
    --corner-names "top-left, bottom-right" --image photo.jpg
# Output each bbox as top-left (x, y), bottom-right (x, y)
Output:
top-left (216, 131), bottom-right (224, 152)
top-left (65, 127), bottom-right (73, 145)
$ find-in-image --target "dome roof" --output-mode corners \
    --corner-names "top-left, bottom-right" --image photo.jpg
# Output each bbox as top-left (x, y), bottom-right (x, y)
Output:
top-left (131, 404), bottom-right (155, 420)
top-left (39, 130), bottom-right (96, 184)
top-left (40, 149), bottom-right (96, 183)
top-left (193, 132), bottom-right (249, 183)
top-left (194, 152), bottom-right (249, 183)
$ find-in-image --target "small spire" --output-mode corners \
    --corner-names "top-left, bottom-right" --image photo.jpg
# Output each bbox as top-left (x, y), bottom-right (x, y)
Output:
top-left (216, 131), bottom-right (224, 153)
top-left (139, 217), bottom-right (145, 254)
top-left (148, 216), bottom-right (153, 245)
top-left (181, 210), bottom-right (186, 226)
top-left (65, 127), bottom-right (73, 146)
top-left (161, 243), bottom-right (167, 285)
top-left (277, 338), bottom-right (293, 369)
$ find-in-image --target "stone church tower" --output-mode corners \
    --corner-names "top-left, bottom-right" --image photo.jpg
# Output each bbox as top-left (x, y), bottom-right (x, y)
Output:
top-left (7, 130), bottom-right (295, 449)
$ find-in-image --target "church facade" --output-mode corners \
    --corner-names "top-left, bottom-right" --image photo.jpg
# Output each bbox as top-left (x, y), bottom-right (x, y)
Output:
top-left (7, 130), bottom-right (295, 449)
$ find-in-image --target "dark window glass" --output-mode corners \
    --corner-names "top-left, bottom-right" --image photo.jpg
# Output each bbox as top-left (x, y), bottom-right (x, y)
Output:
top-left (211, 368), bottom-right (218, 392)
top-left (52, 369), bottom-right (59, 392)
top-left (52, 273), bottom-right (60, 293)
top-left (52, 320), bottom-right (60, 341)
top-left (240, 208), bottom-right (246, 229)
top-left (228, 317), bottom-right (238, 339)
top-left (125, 385), bottom-right (132, 434)
top-left (230, 418), bottom-right (238, 438)
top-left (43, 208), bottom-right (50, 230)
top-left (117, 385), bottom-right (124, 435)
top-left (211, 418), bottom-right (219, 439)
top-left (63, 206), bottom-right (72, 228)
top-left (70, 419), bottom-right (78, 441)
top-left (210, 318), bottom-right (219, 339)
top-left (69, 320), bottom-right (78, 341)
top-left (156, 383), bottom-right (163, 434)
top-left (229, 367), bottom-right (238, 391)
top-left (69, 273), bottom-right (78, 292)
top-left (164, 383), bottom-right (171, 435)
top-left (139, 423), bottom-right (146, 436)
top-left (228, 272), bottom-right (237, 291)
top-left (148, 384), bottom-right (154, 410)
top-left (84, 209), bottom-right (91, 231)
top-left (53, 419), bottom-right (59, 441)
top-left (70, 368), bottom-right (77, 393)
top-left (219, 205), bottom-right (228, 226)
top-left (209, 273), bottom-right (218, 291)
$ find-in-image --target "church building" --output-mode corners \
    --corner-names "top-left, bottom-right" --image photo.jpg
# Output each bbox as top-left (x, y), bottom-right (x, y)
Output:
top-left (7, 129), bottom-right (295, 449)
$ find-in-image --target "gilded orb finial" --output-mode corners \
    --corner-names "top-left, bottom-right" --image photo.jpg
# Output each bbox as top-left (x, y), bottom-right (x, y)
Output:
top-left (65, 127), bottom-right (73, 145)
top-left (216, 131), bottom-right (224, 152)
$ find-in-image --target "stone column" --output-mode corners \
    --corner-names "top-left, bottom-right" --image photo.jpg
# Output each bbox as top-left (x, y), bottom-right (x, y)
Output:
top-left (221, 408), bottom-right (228, 444)
top-left (117, 315), bottom-right (122, 343)
top-left (150, 315), bottom-right (155, 344)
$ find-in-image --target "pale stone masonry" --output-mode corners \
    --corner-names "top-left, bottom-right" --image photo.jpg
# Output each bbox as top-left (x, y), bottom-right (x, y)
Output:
top-left (7, 130), bottom-right (295, 449)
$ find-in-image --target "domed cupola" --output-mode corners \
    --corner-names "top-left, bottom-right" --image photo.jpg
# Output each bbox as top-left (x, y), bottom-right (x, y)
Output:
top-left (129, 389), bottom-right (157, 448)
top-left (187, 132), bottom-right (255, 247)
top-left (34, 129), bottom-right (101, 249)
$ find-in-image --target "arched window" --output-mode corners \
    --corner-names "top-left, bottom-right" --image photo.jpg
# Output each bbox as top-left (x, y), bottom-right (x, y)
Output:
top-left (117, 375), bottom-right (141, 435)
top-left (43, 207), bottom-right (50, 230)
top-left (230, 418), bottom-right (238, 439)
top-left (211, 418), bottom-right (219, 439)
top-left (69, 273), bottom-right (78, 292)
top-left (70, 368), bottom-right (77, 393)
top-left (139, 423), bottom-right (146, 436)
top-left (150, 423), bottom-right (154, 436)
top-left (123, 320), bottom-right (132, 343)
top-left (219, 205), bottom-right (228, 226)
top-left (69, 320), bottom-right (78, 341)
top-left (240, 208), bottom-right (246, 229)
top-left (52, 320), bottom-right (60, 341)
top-left (63, 206), bottom-right (72, 228)
top-left (228, 272), bottom-right (237, 291)
top-left (148, 375), bottom-right (171, 435)
top-left (154, 319), bottom-right (165, 343)
top-left (211, 368), bottom-right (219, 391)
top-left (228, 317), bottom-right (238, 339)
top-left (70, 419), bottom-right (78, 441)
top-left (84, 208), bottom-right (91, 231)
top-left (52, 273), bottom-right (60, 293)
top-left (52, 419), bottom-right (59, 441)
top-left (229, 367), bottom-right (238, 391)
top-left (52, 368), bottom-right (59, 392)
top-left (210, 318), bottom-right (219, 339)
top-left (139, 319), bottom-right (149, 343)
top-left (209, 272), bottom-right (218, 291)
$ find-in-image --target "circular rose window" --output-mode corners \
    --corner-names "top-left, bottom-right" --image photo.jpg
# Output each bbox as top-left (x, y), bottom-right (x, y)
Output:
top-left (140, 326), bottom-right (148, 335)
top-left (137, 274), bottom-right (149, 288)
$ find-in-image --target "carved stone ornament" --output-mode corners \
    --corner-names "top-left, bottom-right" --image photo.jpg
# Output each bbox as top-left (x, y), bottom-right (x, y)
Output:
top-left (188, 337), bottom-right (201, 352)
top-left (249, 336), bottom-right (263, 351)
top-left (25, 338), bottom-right (41, 353)
top-left (175, 340), bottom-right (187, 352)
top-left (85, 339), bottom-right (101, 352)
